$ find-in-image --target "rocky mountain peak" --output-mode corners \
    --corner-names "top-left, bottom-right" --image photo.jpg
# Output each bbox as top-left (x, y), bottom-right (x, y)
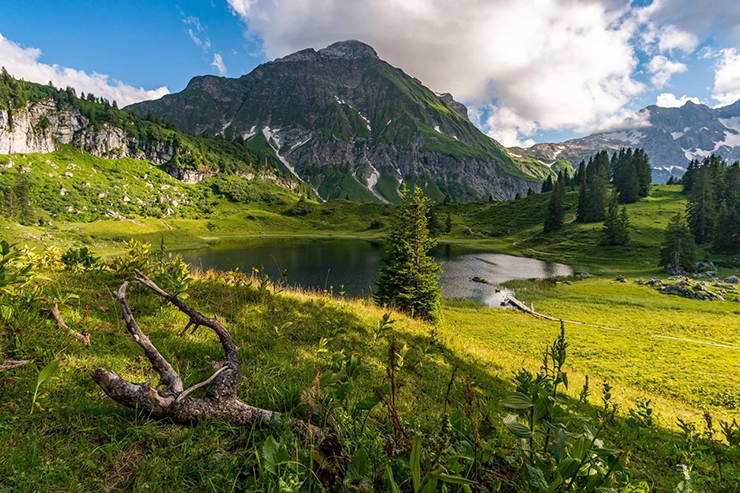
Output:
top-left (272, 40), bottom-right (380, 64)
top-left (317, 40), bottom-right (379, 60)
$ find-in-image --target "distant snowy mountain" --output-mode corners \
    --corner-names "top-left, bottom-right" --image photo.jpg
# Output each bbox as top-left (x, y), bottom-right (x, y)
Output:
top-left (510, 100), bottom-right (740, 183)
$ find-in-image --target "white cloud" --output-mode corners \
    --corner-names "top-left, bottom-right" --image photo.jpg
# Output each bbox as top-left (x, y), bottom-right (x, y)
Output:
top-left (211, 53), bottom-right (227, 75)
top-left (712, 48), bottom-right (740, 107)
top-left (0, 32), bottom-right (168, 107)
top-left (647, 55), bottom-right (687, 88)
top-left (227, 0), bottom-right (646, 144)
top-left (656, 24), bottom-right (698, 53)
top-left (485, 106), bottom-right (537, 147)
top-left (656, 93), bottom-right (700, 107)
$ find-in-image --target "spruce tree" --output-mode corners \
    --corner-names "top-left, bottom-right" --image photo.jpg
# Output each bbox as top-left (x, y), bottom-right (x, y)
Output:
top-left (635, 148), bottom-right (652, 197)
top-left (660, 214), bottom-right (696, 273)
top-left (713, 202), bottom-right (740, 253)
top-left (686, 164), bottom-right (716, 244)
top-left (682, 159), bottom-right (699, 192)
top-left (445, 213), bottom-right (452, 234)
top-left (374, 185), bottom-right (442, 322)
top-left (601, 194), bottom-right (630, 246)
top-left (576, 161), bottom-right (588, 222)
top-left (576, 155), bottom-right (607, 222)
top-left (427, 206), bottom-right (441, 237)
top-left (543, 172), bottom-right (566, 233)
top-left (542, 175), bottom-right (554, 193)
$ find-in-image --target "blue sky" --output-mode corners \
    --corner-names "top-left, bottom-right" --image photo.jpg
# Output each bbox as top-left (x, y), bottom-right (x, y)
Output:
top-left (2, 0), bottom-right (739, 146)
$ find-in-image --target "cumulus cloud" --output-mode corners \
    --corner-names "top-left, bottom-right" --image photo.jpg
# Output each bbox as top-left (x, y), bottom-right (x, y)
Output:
top-left (712, 48), bottom-right (740, 107)
top-left (227, 0), bottom-right (648, 143)
top-left (655, 24), bottom-right (699, 53)
top-left (485, 106), bottom-right (537, 148)
top-left (656, 93), bottom-right (701, 107)
top-left (211, 53), bottom-right (227, 75)
top-left (0, 33), bottom-right (168, 106)
top-left (647, 55), bottom-right (687, 88)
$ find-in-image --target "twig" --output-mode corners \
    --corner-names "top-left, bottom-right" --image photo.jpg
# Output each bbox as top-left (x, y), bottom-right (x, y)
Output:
top-left (0, 360), bottom-right (33, 372)
top-left (51, 303), bottom-right (91, 346)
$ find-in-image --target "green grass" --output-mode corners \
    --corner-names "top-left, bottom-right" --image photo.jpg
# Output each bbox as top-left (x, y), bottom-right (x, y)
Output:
top-left (1, 266), bottom-right (738, 491)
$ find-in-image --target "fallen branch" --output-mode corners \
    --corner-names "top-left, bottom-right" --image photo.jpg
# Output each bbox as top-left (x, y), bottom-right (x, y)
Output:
top-left (0, 360), bottom-right (33, 372)
top-left (51, 303), bottom-right (91, 345)
top-left (92, 270), bottom-right (346, 464)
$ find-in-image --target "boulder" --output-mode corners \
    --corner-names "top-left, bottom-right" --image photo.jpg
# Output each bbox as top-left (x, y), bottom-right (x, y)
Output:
top-left (725, 276), bottom-right (739, 284)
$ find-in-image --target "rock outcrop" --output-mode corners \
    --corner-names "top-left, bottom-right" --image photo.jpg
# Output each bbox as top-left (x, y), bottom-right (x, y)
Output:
top-left (0, 100), bottom-right (223, 182)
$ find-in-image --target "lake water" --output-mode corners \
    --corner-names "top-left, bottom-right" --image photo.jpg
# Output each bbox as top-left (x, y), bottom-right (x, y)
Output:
top-left (181, 238), bottom-right (573, 307)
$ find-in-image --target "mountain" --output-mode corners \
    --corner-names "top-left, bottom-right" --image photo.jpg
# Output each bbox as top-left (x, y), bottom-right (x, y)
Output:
top-left (511, 99), bottom-right (740, 184)
top-left (128, 40), bottom-right (556, 202)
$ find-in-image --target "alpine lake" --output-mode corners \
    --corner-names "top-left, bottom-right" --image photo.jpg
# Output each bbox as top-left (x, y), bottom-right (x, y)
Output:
top-left (181, 238), bottom-right (573, 307)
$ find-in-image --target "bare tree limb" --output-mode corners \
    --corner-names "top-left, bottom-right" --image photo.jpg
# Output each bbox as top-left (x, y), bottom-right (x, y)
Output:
top-left (0, 360), bottom-right (33, 372)
top-left (51, 303), bottom-right (91, 346)
top-left (112, 281), bottom-right (182, 394)
top-left (92, 272), bottom-right (346, 464)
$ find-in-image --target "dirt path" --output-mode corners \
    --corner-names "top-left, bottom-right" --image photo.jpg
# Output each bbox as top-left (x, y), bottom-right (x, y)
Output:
top-left (505, 295), bottom-right (740, 351)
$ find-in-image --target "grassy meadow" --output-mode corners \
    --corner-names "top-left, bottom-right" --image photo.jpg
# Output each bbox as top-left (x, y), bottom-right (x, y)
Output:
top-left (1, 264), bottom-right (738, 491)
top-left (2, 150), bottom-right (740, 491)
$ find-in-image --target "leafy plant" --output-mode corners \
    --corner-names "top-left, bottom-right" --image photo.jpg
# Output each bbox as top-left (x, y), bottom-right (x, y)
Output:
top-left (500, 323), bottom-right (648, 492)
top-left (29, 358), bottom-right (61, 414)
top-left (373, 312), bottom-right (395, 343)
top-left (108, 239), bottom-right (152, 277)
top-left (61, 247), bottom-right (100, 272)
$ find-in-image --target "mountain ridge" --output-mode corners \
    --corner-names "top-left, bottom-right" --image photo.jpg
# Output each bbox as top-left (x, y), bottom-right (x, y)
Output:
top-left (128, 40), bottom-right (558, 202)
top-left (512, 98), bottom-right (740, 183)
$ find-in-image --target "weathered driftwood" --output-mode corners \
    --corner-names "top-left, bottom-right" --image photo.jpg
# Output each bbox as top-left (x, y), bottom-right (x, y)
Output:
top-left (92, 270), bottom-right (343, 460)
top-left (0, 360), bottom-right (33, 372)
top-left (51, 303), bottom-right (91, 345)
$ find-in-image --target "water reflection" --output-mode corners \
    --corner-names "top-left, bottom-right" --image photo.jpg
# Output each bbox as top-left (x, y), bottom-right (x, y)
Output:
top-left (181, 238), bottom-right (573, 307)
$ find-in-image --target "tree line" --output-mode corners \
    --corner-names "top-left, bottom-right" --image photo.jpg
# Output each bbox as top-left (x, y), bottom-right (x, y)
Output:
top-left (543, 147), bottom-right (649, 246)
top-left (682, 155), bottom-right (740, 253)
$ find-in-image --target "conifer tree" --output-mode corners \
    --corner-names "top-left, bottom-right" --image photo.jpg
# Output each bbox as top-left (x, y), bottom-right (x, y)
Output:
top-left (445, 213), bottom-right (452, 234)
top-left (542, 175), bottom-right (554, 193)
top-left (527, 187), bottom-right (534, 197)
top-left (427, 206), bottom-right (441, 237)
top-left (374, 185), bottom-right (442, 322)
top-left (713, 202), bottom-right (740, 252)
top-left (686, 164), bottom-right (716, 244)
top-left (635, 148), bottom-right (652, 197)
top-left (660, 214), bottom-right (696, 273)
top-left (543, 172), bottom-right (566, 233)
top-left (601, 194), bottom-right (630, 246)
top-left (576, 155), bottom-right (607, 222)
top-left (682, 159), bottom-right (699, 192)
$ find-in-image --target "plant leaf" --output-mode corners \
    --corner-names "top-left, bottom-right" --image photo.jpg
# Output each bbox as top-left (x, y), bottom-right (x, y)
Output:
top-left (502, 391), bottom-right (533, 409)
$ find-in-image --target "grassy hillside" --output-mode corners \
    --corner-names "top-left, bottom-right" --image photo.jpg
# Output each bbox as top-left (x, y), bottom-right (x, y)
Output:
top-left (1, 260), bottom-right (737, 491)
top-left (1, 159), bottom-right (740, 490)
top-left (0, 149), bottom-right (724, 275)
